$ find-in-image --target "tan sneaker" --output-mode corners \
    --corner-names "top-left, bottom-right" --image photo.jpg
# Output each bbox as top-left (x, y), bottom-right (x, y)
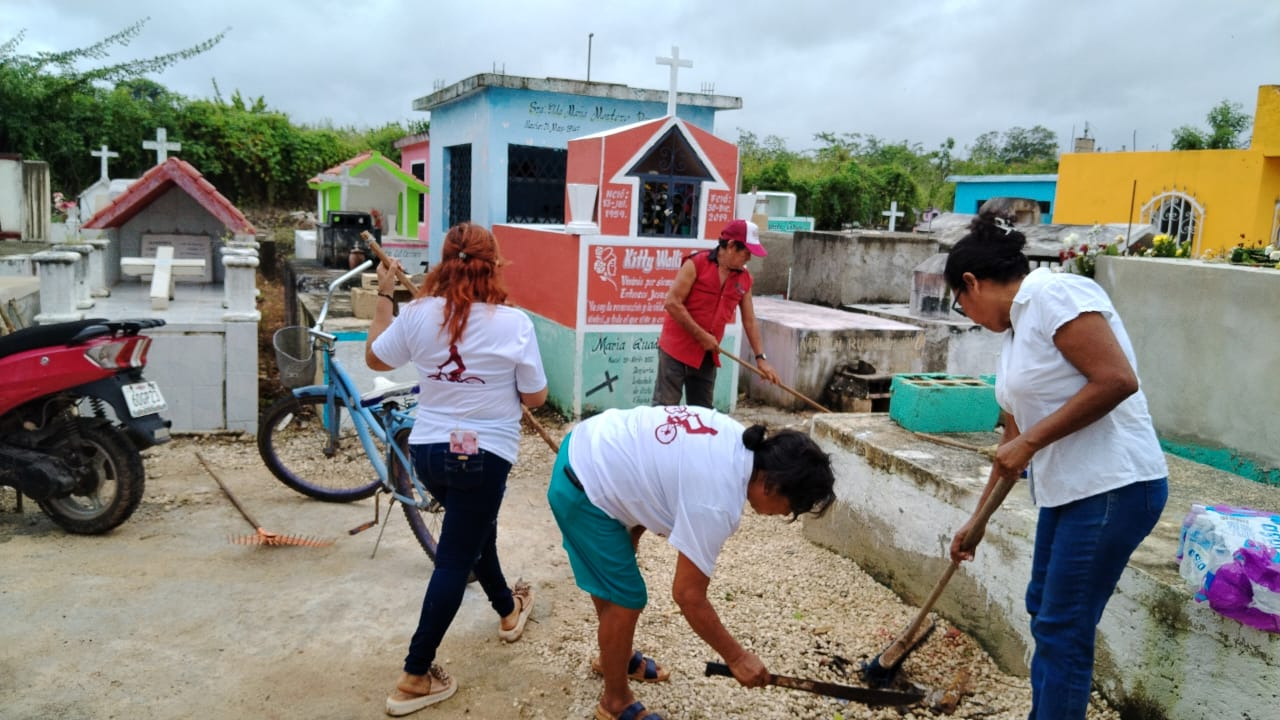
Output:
top-left (498, 579), bottom-right (535, 642)
top-left (385, 664), bottom-right (457, 716)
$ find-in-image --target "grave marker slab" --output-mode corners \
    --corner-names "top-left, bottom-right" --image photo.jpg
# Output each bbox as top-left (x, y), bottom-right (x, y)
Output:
top-left (120, 245), bottom-right (207, 310)
top-left (141, 234), bottom-right (215, 283)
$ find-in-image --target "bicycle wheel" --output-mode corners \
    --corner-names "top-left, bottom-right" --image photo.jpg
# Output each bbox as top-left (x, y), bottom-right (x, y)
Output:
top-left (392, 428), bottom-right (444, 559)
top-left (257, 394), bottom-right (382, 502)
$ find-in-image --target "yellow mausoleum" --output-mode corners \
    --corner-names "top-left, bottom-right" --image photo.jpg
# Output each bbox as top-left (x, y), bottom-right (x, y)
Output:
top-left (1054, 84), bottom-right (1280, 256)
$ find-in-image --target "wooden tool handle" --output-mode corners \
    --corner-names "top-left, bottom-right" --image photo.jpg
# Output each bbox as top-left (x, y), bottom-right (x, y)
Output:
top-left (719, 348), bottom-right (832, 413)
top-left (198, 451), bottom-right (262, 531)
top-left (360, 231), bottom-right (418, 294)
top-left (878, 473), bottom-right (1017, 667)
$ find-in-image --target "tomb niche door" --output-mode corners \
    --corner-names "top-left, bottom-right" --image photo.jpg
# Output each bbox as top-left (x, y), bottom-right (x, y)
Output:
top-left (628, 127), bottom-right (713, 238)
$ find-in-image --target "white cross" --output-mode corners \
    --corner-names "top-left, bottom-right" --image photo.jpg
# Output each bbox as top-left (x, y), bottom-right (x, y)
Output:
top-left (655, 46), bottom-right (692, 117)
top-left (120, 245), bottom-right (208, 310)
top-left (142, 128), bottom-right (181, 165)
top-left (318, 165), bottom-right (370, 211)
top-left (90, 145), bottom-right (119, 180)
top-left (881, 201), bottom-right (905, 232)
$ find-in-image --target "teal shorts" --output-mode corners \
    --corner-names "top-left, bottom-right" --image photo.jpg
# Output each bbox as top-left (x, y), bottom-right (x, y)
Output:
top-left (547, 432), bottom-right (648, 610)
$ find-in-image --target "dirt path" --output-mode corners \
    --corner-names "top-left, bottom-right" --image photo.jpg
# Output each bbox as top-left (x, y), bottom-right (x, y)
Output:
top-left (1, 407), bottom-right (1121, 720)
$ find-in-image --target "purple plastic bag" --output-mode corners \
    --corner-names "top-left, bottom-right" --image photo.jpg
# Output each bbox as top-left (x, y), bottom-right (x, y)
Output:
top-left (1202, 540), bottom-right (1280, 634)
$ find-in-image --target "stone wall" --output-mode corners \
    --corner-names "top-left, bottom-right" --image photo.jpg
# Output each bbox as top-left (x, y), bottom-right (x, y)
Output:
top-left (789, 230), bottom-right (941, 306)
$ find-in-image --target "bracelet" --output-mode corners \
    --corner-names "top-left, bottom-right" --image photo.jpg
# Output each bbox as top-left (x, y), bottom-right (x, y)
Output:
top-left (755, 353), bottom-right (767, 361)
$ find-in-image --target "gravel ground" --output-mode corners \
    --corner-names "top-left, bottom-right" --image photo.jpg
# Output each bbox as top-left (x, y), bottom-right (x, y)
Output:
top-left (507, 402), bottom-right (1120, 720)
top-left (0, 400), bottom-right (1123, 720)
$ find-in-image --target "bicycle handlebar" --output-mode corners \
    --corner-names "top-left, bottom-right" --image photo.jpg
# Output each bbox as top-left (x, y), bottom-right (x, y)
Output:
top-left (314, 260), bottom-right (375, 329)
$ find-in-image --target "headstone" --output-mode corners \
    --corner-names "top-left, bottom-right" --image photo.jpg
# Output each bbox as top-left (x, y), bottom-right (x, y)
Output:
top-left (142, 128), bottom-right (181, 165)
top-left (881, 201), bottom-right (905, 232)
top-left (655, 46), bottom-right (691, 117)
top-left (90, 145), bottom-right (119, 180)
top-left (120, 246), bottom-right (208, 310)
top-left (140, 234), bottom-right (214, 283)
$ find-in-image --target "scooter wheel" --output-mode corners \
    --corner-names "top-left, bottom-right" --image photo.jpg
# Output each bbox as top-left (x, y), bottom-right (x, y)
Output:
top-left (36, 422), bottom-right (145, 535)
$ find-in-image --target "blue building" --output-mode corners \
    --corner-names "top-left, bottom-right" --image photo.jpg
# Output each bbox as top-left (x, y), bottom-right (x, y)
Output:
top-left (946, 174), bottom-right (1058, 222)
top-left (412, 73), bottom-right (742, 262)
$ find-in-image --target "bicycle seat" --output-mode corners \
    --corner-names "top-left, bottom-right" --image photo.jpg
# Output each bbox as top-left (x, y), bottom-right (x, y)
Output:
top-left (361, 377), bottom-right (419, 407)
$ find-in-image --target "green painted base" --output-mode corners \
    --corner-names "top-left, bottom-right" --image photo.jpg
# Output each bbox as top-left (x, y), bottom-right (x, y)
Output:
top-left (1158, 439), bottom-right (1280, 487)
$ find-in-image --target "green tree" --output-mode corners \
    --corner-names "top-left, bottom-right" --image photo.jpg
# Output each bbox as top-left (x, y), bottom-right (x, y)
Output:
top-left (1171, 99), bottom-right (1251, 150)
top-left (964, 126), bottom-right (1058, 168)
top-left (0, 19), bottom-right (225, 193)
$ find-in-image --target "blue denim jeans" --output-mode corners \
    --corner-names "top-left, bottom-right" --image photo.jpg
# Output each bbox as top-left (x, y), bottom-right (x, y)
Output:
top-left (403, 443), bottom-right (517, 675)
top-left (1025, 478), bottom-right (1167, 720)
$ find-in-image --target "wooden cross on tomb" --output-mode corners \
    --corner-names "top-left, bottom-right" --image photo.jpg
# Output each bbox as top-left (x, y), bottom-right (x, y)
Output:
top-left (318, 165), bottom-right (370, 211)
top-left (90, 145), bottom-right (119, 180)
top-left (120, 246), bottom-right (207, 310)
top-left (142, 128), bottom-right (181, 165)
top-left (656, 46), bottom-right (692, 117)
top-left (881, 201), bottom-right (905, 232)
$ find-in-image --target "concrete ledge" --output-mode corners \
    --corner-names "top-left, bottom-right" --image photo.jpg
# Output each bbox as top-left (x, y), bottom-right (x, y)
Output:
top-left (746, 296), bottom-right (925, 410)
top-left (804, 413), bottom-right (1280, 720)
top-left (0, 276), bottom-right (38, 328)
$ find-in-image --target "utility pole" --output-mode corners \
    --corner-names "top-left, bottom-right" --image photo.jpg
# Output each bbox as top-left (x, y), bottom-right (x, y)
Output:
top-left (587, 33), bottom-right (594, 82)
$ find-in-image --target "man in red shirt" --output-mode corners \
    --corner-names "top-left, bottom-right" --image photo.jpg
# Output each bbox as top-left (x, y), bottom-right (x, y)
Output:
top-left (652, 219), bottom-right (779, 407)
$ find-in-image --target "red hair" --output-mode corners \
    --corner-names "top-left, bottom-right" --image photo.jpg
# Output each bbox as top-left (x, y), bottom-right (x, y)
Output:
top-left (419, 223), bottom-right (509, 345)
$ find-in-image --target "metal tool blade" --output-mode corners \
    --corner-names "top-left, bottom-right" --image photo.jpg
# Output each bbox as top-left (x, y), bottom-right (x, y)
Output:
top-left (704, 662), bottom-right (925, 706)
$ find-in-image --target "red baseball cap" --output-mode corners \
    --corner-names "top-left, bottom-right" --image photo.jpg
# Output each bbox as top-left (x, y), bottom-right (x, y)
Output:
top-left (720, 219), bottom-right (767, 257)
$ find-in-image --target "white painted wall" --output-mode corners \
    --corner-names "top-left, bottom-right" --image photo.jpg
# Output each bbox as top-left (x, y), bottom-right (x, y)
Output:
top-left (1095, 256), bottom-right (1280, 471)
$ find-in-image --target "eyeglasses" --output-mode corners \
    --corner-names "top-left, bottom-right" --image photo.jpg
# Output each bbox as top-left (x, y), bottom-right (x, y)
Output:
top-left (951, 292), bottom-right (967, 318)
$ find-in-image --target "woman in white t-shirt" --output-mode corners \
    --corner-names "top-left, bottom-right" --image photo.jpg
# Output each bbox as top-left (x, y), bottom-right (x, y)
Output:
top-left (366, 223), bottom-right (548, 717)
top-left (944, 212), bottom-right (1168, 720)
top-left (548, 405), bottom-right (836, 720)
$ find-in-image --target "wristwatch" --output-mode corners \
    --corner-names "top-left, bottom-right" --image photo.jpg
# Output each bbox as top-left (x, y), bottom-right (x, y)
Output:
top-left (755, 353), bottom-right (767, 361)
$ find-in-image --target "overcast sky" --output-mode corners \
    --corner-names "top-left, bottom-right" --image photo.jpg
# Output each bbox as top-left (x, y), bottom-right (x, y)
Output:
top-left (5, 0), bottom-right (1278, 157)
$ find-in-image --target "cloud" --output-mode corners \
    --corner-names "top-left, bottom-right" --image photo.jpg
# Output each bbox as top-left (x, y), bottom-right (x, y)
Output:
top-left (5, 0), bottom-right (1278, 155)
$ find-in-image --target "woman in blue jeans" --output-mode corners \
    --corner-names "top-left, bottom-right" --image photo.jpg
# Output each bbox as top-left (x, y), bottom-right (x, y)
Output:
top-left (944, 211), bottom-right (1168, 720)
top-left (366, 222), bottom-right (548, 716)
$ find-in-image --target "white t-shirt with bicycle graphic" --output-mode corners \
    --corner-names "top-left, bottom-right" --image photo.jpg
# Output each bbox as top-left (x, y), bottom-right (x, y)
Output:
top-left (372, 297), bottom-right (547, 464)
top-left (567, 405), bottom-right (753, 577)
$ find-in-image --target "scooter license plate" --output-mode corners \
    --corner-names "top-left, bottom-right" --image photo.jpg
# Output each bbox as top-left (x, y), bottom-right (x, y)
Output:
top-left (123, 381), bottom-right (167, 416)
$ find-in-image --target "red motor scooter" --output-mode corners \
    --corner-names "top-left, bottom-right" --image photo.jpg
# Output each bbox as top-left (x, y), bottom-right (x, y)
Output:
top-left (0, 318), bottom-right (171, 534)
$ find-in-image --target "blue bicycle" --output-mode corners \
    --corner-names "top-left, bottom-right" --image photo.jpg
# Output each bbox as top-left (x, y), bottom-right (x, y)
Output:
top-left (257, 261), bottom-right (445, 559)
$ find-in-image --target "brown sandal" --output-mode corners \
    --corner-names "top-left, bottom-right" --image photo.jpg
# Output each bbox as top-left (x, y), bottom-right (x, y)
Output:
top-left (498, 579), bottom-right (534, 642)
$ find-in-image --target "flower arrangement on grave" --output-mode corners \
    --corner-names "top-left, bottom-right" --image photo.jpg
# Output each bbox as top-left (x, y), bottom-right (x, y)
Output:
top-left (369, 208), bottom-right (383, 231)
top-left (1228, 241), bottom-right (1280, 268)
top-left (1057, 226), bottom-right (1121, 278)
top-left (51, 191), bottom-right (78, 223)
top-left (1145, 233), bottom-right (1193, 259)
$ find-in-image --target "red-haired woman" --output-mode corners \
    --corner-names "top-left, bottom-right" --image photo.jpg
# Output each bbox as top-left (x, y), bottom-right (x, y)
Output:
top-left (366, 222), bottom-right (548, 716)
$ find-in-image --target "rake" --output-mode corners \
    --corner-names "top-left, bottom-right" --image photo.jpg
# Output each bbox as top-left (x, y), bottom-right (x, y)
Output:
top-left (196, 452), bottom-right (333, 548)
top-left (360, 232), bottom-right (563, 454)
